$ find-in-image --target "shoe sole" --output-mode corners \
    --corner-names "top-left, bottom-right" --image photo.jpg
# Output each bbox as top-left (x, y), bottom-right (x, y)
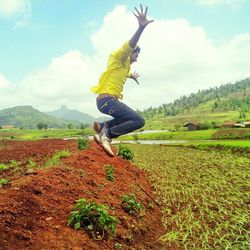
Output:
top-left (101, 145), bottom-right (114, 157)
top-left (93, 134), bottom-right (102, 145)
top-left (94, 136), bottom-right (114, 157)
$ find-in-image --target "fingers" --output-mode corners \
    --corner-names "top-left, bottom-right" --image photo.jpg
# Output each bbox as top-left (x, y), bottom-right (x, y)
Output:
top-left (140, 4), bottom-right (143, 14)
top-left (134, 4), bottom-right (148, 16)
top-left (134, 7), bottom-right (140, 16)
top-left (133, 12), bottom-right (139, 18)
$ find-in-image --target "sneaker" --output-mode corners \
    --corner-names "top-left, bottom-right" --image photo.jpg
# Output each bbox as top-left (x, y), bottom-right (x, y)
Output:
top-left (100, 133), bottom-right (114, 157)
top-left (93, 133), bottom-right (102, 145)
top-left (93, 122), bottom-right (102, 133)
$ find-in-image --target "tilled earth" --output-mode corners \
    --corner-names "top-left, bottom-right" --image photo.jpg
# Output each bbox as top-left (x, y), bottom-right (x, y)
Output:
top-left (0, 139), bottom-right (165, 250)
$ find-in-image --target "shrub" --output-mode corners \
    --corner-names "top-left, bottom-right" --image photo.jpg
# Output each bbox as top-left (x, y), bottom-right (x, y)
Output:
top-left (120, 193), bottom-right (142, 215)
top-left (77, 137), bottom-right (88, 150)
top-left (118, 145), bottom-right (134, 160)
top-left (68, 198), bottom-right (119, 239)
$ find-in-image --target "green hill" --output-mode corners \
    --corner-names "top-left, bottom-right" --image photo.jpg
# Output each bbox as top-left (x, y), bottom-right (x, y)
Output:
top-left (140, 78), bottom-right (250, 130)
top-left (0, 106), bottom-right (81, 129)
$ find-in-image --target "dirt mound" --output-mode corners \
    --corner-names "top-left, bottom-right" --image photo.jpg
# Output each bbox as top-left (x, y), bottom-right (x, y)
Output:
top-left (0, 139), bottom-right (165, 250)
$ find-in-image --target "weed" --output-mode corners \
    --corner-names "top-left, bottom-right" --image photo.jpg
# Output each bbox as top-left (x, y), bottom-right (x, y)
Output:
top-left (77, 137), bottom-right (88, 150)
top-left (120, 193), bottom-right (142, 215)
top-left (104, 165), bottom-right (115, 181)
top-left (68, 198), bottom-right (119, 239)
top-left (118, 145), bottom-right (134, 160)
top-left (0, 178), bottom-right (9, 187)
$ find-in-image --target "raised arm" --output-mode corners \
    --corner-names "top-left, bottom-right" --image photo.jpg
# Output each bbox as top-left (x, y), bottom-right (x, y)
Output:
top-left (129, 4), bottom-right (154, 49)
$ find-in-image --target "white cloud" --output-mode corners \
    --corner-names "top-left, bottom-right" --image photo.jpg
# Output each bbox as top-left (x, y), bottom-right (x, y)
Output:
top-left (0, 4), bottom-right (249, 117)
top-left (0, 0), bottom-right (31, 29)
top-left (0, 74), bottom-right (12, 88)
top-left (195, 0), bottom-right (246, 8)
top-left (0, 0), bottom-right (30, 18)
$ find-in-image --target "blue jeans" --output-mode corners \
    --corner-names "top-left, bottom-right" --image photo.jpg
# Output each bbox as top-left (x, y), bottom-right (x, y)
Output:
top-left (96, 97), bottom-right (145, 139)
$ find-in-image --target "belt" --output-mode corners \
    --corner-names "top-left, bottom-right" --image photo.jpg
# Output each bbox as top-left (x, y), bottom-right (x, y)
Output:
top-left (96, 93), bottom-right (117, 100)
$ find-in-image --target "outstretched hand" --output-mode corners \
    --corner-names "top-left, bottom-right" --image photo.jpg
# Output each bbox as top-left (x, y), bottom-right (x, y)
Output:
top-left (133, 4), bottom-right (154, 28)
top-left (130, 71), bottom-right (140, 85)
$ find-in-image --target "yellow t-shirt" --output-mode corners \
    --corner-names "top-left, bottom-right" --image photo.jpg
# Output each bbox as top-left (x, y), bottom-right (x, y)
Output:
top-left (91, 41), bottom-right (133, 99)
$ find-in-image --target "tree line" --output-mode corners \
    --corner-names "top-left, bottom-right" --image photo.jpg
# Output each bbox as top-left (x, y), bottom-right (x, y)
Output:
top-left (138, 78), bottom-right (250, 119)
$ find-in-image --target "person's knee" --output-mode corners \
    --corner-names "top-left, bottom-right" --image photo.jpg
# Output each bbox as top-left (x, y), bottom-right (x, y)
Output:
top-left (136, 116), bottom-right (145, 129)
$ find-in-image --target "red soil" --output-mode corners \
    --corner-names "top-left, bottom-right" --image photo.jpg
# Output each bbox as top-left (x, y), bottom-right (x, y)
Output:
top-left (0, 139), bottom-right (165, 250)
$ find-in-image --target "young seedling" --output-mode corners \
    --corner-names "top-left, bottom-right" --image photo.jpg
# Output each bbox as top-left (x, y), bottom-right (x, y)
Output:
top-left (104, 164), bottom-right (115, 181)
top-left (68, 198), bottom-right (119, 239)
top-left (120, 193), bottom-right (142, 215)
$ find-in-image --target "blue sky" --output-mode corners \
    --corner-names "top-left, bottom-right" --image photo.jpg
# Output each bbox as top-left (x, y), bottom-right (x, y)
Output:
top-left (0, 0), bottom-right (249, 116)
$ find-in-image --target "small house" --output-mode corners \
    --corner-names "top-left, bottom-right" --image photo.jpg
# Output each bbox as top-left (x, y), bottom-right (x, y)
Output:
top-left (184, 122), bottom-right (199, 131)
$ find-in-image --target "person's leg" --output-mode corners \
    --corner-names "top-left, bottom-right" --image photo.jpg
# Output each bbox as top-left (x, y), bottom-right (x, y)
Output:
top-left (97, 97), bottom-right (145, 139)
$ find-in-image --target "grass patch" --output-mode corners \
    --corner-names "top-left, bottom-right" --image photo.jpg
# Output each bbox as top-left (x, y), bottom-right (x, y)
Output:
top-left (124, 144), bottom-right (250, 249)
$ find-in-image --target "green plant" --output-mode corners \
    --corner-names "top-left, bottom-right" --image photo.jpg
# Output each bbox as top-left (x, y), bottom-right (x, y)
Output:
top-left (120, 193), bottom-right (142, 215)
top-left (0, 178), bottom-right (9, 187)
top-left (0, 163), bottom-right (9, 170)
top-left (77, 137), bottom-right (88, 150)
top-left (118, 145), bottom-right (134, 160)
top-left (104, 165), bottom-right (115, 181)
top-left (68, 198), bottom-right (119, 239)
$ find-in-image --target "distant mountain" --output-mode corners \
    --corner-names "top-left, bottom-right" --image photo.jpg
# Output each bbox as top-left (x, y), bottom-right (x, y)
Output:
top-left (46, 105), bottom-right (107, 124)
top-left (0, 105), bottom-right (81, 129)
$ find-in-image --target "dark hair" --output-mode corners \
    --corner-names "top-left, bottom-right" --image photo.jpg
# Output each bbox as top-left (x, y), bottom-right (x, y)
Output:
top-left (133, 46), bottom-right (140, 53)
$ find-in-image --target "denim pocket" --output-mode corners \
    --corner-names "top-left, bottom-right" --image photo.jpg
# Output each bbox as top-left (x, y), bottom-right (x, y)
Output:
top-left (97, 97), bottom-right (119, 115)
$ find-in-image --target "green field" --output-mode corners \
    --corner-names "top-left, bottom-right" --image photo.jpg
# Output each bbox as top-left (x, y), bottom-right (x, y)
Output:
top-left (120, 128), bottom-right (250, 141)
top-left (0, 128), bottom-right (92, 140)
top-left (122, 144), bottom-right (250, 249)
